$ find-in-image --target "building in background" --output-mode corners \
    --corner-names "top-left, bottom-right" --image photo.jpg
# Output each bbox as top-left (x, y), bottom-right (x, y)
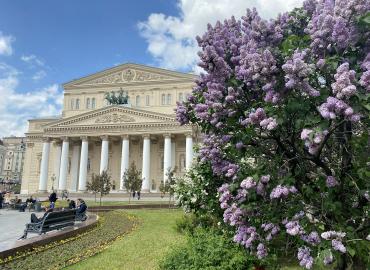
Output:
top-left (22, 63), bottom-right (197, 194)
top-left (0, 140), bottom-right (6, 178)
top-left (0, 137), bottom-right (26, 183)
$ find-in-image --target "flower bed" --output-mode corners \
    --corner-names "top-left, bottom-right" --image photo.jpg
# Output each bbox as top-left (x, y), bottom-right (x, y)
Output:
top-left (0, 210), bottom-right (138, 270)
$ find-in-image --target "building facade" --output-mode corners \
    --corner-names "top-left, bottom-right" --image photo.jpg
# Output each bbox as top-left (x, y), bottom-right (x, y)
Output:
top-left (21, 63), bottom-right (197, 194)
top-left (0, 137), bottom-right (26, 182)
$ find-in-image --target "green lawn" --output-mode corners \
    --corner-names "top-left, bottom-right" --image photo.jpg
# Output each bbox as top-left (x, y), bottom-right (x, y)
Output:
top-left (65, 209), bottom-right (185, 270)
top-left (43, 199), bottom-right (172, 208)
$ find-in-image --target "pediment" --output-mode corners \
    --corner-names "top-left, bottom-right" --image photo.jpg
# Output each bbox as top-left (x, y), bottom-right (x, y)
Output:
top-left (45, 106), bottom-right (177, 128)
top-left (63, 63), bottom-right (196, 88)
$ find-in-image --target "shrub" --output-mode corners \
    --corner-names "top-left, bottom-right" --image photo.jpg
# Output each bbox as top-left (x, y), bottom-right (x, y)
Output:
top-left (176, 0), bottom-right (370, 268)
top-left (160, 228), bottom-right (256, 270)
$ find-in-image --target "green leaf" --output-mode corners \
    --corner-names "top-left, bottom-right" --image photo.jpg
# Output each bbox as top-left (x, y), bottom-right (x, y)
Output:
top-left (347, 247), bottom-right (356, 257)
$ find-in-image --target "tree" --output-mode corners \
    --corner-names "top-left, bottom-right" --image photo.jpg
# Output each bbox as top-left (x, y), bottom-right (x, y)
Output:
top-left (122, 162), bottom-right (143, 203)
top-left (159, 168), bottom-right (177, 207)
top-left (105, 89), bottom-right (129, 105)
top-left (175, 1), bottom-right (370, 269)
top-left (87, 170), bottom-right (112, 206)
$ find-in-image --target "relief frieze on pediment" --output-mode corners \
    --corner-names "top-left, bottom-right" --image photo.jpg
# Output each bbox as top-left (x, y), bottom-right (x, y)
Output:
top-left (82, 69), bottom-right (172, 85)
top-left (95, 113), bottom-right (135, 124)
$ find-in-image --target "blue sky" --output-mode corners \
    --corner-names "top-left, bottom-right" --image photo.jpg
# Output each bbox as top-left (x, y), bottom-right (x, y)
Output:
top-left (0, 0), bottom-right (304, 137)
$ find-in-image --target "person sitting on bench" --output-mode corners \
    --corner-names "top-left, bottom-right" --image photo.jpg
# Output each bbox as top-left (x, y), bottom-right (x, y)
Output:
top-left (75, 199), bottom-right (87, 221)
top-left (30, 207), bottom-right (54, 223)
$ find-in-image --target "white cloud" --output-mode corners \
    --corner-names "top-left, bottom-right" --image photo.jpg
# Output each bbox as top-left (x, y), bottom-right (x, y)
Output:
top-left (0, 63), bottom-right (62, 138)
top-left (0, 32), bottom-right (14, 56)
top-left (32, 70), bottom-right (47, 81)
top-left (138, 0), bottom-right (304, 72)
top-left (21, 54), bottom-right (44, 66)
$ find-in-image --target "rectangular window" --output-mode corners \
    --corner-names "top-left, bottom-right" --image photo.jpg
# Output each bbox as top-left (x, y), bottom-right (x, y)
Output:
top-left (161, 94), bottom-right (166, 105)
top-left (92, 98), bottom-right (96, 109)
top-left (75, 99), bottom-right (80, 109)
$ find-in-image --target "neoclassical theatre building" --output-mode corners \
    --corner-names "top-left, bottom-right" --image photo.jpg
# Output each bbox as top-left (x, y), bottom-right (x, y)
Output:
top-left (21, 63), bottom-right (197, 194)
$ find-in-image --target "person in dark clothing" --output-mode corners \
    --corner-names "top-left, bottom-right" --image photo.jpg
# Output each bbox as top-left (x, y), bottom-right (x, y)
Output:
top-left (0, 192), bottom-right (3, 209)
top-left (137, 191), bottom-right (141, 200)
top-left (67, 199), bottom-right (76, 209)
top-left (76, 199), bottom-right (87, 214)
top-left (49, 191), bottom-right (57, 209)
top-left (30, 207), bottom-right (54, 223)
top-left (49, 191), bottom-right (57, 203)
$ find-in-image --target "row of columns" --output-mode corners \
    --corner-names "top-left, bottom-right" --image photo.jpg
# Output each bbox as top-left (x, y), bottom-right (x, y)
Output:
top-left (38, 134), bottom-right (194, 193)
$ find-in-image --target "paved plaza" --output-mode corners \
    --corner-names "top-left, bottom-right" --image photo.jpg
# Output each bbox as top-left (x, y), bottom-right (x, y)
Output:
top-left (0, 209), bottom-right (35, 251)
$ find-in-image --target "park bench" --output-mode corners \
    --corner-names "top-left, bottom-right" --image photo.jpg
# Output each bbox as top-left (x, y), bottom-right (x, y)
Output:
top-left (21, 209), bottom-right (76, 239)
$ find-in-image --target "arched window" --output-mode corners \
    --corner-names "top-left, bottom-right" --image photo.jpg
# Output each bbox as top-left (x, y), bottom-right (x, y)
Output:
top-left (91, 98), bottom-right (96, 109)
top-left (178, 93), bottom-right (183, 102)
top-left (161, 94), bottom-right (166, 105)
top-left (136, 95), bottom-right (141, 107)
top-left (146, 95), bottom-right (150, 106)
top-left (75, 99), bottom-right (80, 109)
top-left (86, 98), bottom-right (90, 109)
top-left (70, 98), bottom-right (75, 110)
top-left (167, 94), bottom-right (172, 105)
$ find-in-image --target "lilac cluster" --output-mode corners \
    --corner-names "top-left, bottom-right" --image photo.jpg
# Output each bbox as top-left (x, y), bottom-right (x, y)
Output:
top-left (360, 53), bottom-right (370, 92)
top-left (256, 175), bottom-right (270, 196)
top-left (270, 185), bottom-right (298, 199)
top-left (326, 175), bottom-right (339, 187)
top-left (321, 231), bottom-right (347, 254)
top-left (242, 108), bottom-right (278, 131)
top-left (261, 223), bottom-right (280, 241)
top-left (233, 225), bottom-right (258, 248)
top-left (256, 243), bottom-right (267, 259)
top-left (282, 50), bottom-right (320, 97)
top-left (331, 63), bottom-right (357, 99)
top-left (301, 231), bottom-right (321, 245)
top-left (223, 203), bottom-right (245, 226)
top-left (297, 246), bottom-right (314, 269)
top-left (300, 128), bottom-right (328, 154)
top-left (285, 220), bottom-right (304, 236)
top-left (318, 96), bottom-right (360, 122)
top-left (306, 0), bottom-right (370, 55)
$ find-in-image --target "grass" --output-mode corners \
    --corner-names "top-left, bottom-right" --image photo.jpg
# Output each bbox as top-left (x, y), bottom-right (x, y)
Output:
top-left (1, 211), bottom-right (136, 270)
top-left (42, 199), bottom-right (172, 208)
top-left (65, 209), bottom-right (185, 270)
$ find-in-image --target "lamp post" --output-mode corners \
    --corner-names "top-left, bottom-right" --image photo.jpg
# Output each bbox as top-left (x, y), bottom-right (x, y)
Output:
top-left (51, 174), bottom-right (56, 192)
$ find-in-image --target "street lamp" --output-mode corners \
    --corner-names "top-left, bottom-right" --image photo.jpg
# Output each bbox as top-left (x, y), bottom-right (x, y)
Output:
top-left (51, 174), bottom-right (56, 192)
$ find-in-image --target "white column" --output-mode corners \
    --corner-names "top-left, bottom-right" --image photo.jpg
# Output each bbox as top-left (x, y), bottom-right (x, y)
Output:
top-left (38, 138), bottom-right (51, 192)
top-left (58, 137), bottom-right (69, 191)
top-left (78, 137), bottom-right (89, 192)
top-left (100, 135), bottom-right (109, 174)
top-left (141, 135), bottom-right (151, 192)
top-left (53, 141), bottom-right (62, 189)
top-left (163, 134), bottom-right (172, 183)
top-left (171, 141), bottom-right (176, 171)
top-left (186, 133), bottom-right (194, 170)
top-left (70, 143), bottom-right (80, 192)
top-left (120, 135), bottom-right (130, 190)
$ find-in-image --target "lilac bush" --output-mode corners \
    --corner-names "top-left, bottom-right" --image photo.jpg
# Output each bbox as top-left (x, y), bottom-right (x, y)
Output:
top-left (176, 0), bottom-right (370, 269)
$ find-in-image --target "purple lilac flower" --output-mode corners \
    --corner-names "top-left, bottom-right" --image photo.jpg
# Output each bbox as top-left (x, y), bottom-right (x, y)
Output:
top-left (297, 246), bottom-right (313, 269)
top-left (331, 63), bottom-right (357, 99)
top-left (270, 185), bottom-right (297, 199)
top-left (257, 243), bottom-right (268, 259)
top-left (285, 221), bottom-right (304, 236)
top-left (321, 231), bottom-right (346, 240)
top-left (326, 176), bottom-right (339, 187)
top-left (240, 177), bottom-right (256, 189)
top-left (318, 96), bottom-right (360, 122)
top-left (332, 239), bottom-right (346, 253)
top-left (301, 128), bottom-right (328, 155)
top-left (360, 53), bottom-right (370, 92)
top-left (282, 50), bottom-right (319, 97)
top-left (260, 175), bottom-right (270, 184)
top-left (301, 231), bottom-right (321, 245)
